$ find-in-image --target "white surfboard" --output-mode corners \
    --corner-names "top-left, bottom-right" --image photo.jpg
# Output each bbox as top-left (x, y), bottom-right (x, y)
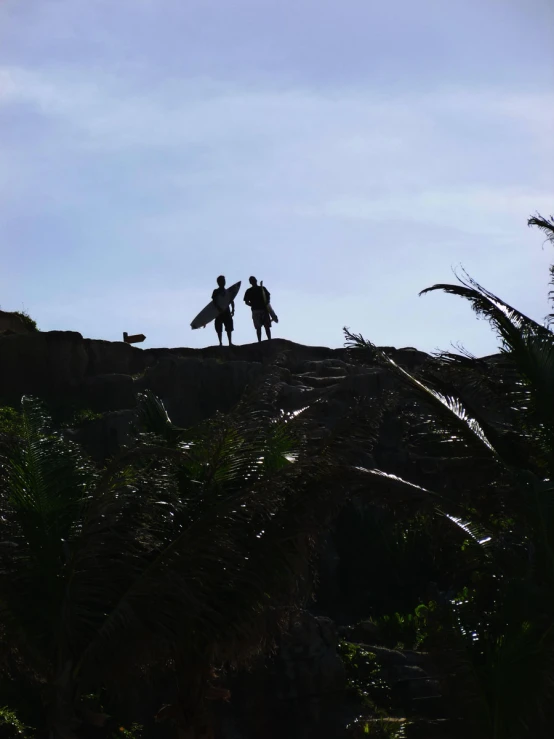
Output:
top-left (190, 281), bottom-right (241, 329)
top-left (260, 281), bottom-right (278, 323)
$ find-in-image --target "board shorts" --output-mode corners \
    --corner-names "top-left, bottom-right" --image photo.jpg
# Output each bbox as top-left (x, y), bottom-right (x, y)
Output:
top-left (215, 310), bottom-right (233, 333)
top-left (252, 309), bottom-right (271, 330)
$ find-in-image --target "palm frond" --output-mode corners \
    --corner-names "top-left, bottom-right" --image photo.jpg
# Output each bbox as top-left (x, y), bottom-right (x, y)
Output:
top-left (420, 270), bottom-right (551, 350)
top-left (345, 329), bottom-right (501, 463)
top-left (417, 273), bottom-right (554, 461)
top-left (528, 213), bottom-right (554, 246)
top-left (350, 466), bottom-right (492, 546)
top-left (431, 333), bottom-right (554, 465)
top-left (137, 384), bottom-right (309, 498)
top-left (1, 397), bottom-right (97, 541)
top-left (416, 357), bottom-right (540, 474)
top-left (136, 390), bottom-right (185, 444)
top-left (351, 466), bottom-right (438, 503)
top-left (529, 213), bottom-right (554, 327)
top-left (0, 397), bottom-right (99, 674)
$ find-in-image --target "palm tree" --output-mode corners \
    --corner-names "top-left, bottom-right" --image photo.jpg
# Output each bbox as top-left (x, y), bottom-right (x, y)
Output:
top-left (528, 212), bottom-right (554, 325)
top-left (344, 212), bottom-right (554, 738)
top-left (0, 387), bottom-right (356, 738)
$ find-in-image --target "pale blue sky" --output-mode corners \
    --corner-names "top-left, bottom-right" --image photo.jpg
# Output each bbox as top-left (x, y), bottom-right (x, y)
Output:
top-left (1, 0), bottom-right (553, 353)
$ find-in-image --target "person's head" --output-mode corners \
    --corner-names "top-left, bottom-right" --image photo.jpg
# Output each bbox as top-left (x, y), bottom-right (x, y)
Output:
top-left (217, 275), bottom-right (226, 287)
top-left (249, 276), bottom-right (258, 286)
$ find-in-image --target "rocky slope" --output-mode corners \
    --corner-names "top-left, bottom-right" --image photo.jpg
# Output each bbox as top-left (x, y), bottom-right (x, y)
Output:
top-left (0, 327), bottom-right (457, 737)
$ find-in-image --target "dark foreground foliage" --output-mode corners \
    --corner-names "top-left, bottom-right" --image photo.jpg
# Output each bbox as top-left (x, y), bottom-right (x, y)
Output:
top-left (0, 381), bottom-right (372, 738)
top-left (344, 212), bottom-right (554, 738)
top-left (2, 213), bottom-right (554, 739)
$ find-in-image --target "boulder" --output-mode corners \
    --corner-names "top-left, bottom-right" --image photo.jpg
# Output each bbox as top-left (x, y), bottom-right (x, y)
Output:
top-left (227, 611), bottom-right (349, 739)
top-left (79, 374), bottom-right (137, 413)
top-left (273, 612), bottom-right (346, 700)
top-left (0, 331), bottom-right (89, 404)
top-left (84, 338), bottom-right (146, 377)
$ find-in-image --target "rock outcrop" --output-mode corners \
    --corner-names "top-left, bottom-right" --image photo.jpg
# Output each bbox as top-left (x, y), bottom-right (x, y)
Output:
top-left (0, 330), bottom-right (429, 429)
top-left (216, 611), bottom-right (351, 739)
top-left (0, 310), bottom-right (34, 335)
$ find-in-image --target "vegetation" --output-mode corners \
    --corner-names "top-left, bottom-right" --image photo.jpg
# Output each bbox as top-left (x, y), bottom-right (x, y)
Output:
top-left (13, 310), bottom-right (38, 332)
top-left (1, 213), bottom-right (554, 737)
top-left (0, 706), bottom-right (35, 739)
top-left (345, 212), bottom-right (554, 738)
top-left (0, 384), bottom-right (359, 738)
top-left (338, 641), bottom-right (392, 713)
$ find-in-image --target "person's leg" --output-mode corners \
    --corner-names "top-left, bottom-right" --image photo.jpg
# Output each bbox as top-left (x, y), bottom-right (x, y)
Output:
top-left (224, 313), bottom-right (234, 345)
top-left (215, 316), bottom-right (223, 346)
top-left (264, 325), bottom-right (271, 340)
top-left (264, 314), bottom-right (271, 340)
top-left (253, 311), bottom-right (262, 342)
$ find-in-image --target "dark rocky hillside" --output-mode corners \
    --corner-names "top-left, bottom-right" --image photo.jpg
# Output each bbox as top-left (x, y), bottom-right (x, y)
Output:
top-left (0, 326), bottom-right (462, 738)
top-left (0, 329), bottom-right (428, 452)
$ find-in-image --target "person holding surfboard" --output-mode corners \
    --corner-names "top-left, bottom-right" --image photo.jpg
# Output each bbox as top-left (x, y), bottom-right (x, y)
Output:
top-left (243, 276), bottom-right (276, 342)
top-left (212, 275), bottom-right (235, 346)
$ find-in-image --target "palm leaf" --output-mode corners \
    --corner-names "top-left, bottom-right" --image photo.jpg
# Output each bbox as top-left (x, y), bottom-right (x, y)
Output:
top-left (0, 397), bottom-right (98, 670)
top-left (345, 329), bottom-right (501, 462)
top-left (136, 390), bottom-right (184, 444)
top-left (420, 270), bottom-right (551, 349)
top-left (416, 357), bottom-right (540, 474)
top-left (528, 213), bottom-right (554, 246)
top-left (137, 386), bottom-right (310, 501)
top-left (418, 276), bottom-right (554, 458)
top-left (528, 213), bottom-right (554, 326)
top-left (350, 466), bottom-right (492, 546)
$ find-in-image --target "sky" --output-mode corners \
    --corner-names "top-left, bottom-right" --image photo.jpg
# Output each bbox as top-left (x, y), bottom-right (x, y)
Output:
top-left (0, 0), bottom-right (553, 354)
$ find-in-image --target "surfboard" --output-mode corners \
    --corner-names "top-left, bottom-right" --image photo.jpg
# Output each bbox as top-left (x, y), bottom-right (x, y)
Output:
top-left (260, 281), bottom-right (278, 323)
top-left (190, 281), bottom-right (241, 330)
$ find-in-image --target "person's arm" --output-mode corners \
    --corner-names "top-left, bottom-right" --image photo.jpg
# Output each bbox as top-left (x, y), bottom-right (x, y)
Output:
top-left (230, 300), bottom-right (235, 316)
top-left (212, 289), bottom-right (224, 313)
top-left (244, 289), bottom-right (251, 306)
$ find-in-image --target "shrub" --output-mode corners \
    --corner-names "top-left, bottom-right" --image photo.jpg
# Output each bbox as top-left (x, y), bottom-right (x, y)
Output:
top-left (0, 706), bottom-right (34, 739)
top-left (13, 311), bottom-right (38, 332)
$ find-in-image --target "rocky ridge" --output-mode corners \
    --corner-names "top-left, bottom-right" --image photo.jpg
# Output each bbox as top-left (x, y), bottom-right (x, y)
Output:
top-left (0, 328), bottom-right (428, 432)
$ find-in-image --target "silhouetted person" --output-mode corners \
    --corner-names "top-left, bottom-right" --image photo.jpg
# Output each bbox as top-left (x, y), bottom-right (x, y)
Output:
top-left (244, 276), bottom-right (271, 342)
top-left (212, 275), bottom-right (234, 346)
